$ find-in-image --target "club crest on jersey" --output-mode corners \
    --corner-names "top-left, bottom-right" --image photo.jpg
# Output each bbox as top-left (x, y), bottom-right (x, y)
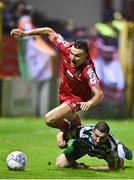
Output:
top-left (66, 69), bottom-right (73, 78)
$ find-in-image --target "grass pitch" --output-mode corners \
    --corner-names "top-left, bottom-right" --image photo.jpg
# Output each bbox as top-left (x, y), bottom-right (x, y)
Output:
top-left (0, 117), bottom-right (133, 179)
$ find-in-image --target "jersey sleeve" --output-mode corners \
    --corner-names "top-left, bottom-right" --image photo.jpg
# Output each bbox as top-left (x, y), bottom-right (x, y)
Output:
top-left (84, 65), bottom-right (100, 87)
top-left (52, 34), bottom-right (71, 52)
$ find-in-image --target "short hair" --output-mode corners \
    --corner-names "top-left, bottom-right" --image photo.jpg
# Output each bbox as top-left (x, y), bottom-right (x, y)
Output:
top-left (73, 40), bottom-right (89, 55)
top-left (94, 121), bottom-right (110, 134)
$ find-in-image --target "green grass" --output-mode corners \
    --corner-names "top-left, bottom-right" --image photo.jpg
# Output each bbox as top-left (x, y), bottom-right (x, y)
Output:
top-left (0, 117), bottom-right (133, 179)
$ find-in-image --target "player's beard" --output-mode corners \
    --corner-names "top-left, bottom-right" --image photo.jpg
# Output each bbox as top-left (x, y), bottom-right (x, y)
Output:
top-left (71, 59), bottom-right (79, 67)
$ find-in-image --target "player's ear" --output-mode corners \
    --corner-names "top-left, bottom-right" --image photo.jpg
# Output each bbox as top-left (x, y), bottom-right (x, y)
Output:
top-left (84, 53), bottom-right (88, 60)
top-left (84, 52), bottom-right (88, 59)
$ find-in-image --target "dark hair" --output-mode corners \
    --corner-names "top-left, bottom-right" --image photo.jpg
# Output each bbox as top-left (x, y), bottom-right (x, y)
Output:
top-left (73, 40), bottom-right (89, 56)
top-left (94, 121), bottom-right (110, 134)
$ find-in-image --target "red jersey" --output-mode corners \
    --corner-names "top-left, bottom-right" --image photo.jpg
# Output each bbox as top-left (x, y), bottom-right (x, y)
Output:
top-left (52, 34), bottom-right (100, 103)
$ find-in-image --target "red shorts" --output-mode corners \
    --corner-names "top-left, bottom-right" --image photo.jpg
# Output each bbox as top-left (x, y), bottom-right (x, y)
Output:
top-left (59, 95), bottom-right (81, 112)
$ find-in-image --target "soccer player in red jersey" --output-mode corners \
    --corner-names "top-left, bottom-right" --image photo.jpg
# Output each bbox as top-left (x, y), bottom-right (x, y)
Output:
top-left (11, 27), bottom-right (103, 147)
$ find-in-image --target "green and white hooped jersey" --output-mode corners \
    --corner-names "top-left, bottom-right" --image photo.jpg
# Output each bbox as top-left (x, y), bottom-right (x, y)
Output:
top-left (77, 125), bottom-right (118, 163)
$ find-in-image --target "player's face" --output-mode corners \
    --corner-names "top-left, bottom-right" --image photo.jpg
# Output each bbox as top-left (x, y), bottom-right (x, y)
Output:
top-left (70, 46), bottom-right (87, 68)
top-left (92, 129), bottom-right (108, 145)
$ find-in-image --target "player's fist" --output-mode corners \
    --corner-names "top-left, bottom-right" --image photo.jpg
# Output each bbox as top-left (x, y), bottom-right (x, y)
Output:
top-left (10, 29), bottom-right (26, 37)
top-left (56, 132), bottom-right (68, 149)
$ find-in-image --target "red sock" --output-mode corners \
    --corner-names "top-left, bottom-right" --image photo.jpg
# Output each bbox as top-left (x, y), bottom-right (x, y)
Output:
top-left (58, 115), bottom-right (81, 131)
top-left (58, 119), bottom-right (71, 131)
top-left (72, 114), bottom-right (81, 127)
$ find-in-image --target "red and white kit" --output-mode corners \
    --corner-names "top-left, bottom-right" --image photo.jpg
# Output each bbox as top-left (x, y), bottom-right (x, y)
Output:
top-left (52, 35), bottom-right (100, 112)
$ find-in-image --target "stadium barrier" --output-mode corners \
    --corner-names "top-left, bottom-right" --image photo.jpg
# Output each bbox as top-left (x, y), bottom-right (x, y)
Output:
top-left (1, 79), bottom-right (38, 116)
top-left (0, 35), bottom-right (59, 117)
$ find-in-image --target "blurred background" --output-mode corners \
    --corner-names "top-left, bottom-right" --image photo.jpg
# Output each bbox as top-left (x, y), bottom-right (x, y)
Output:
top-left (0, 0), bottom-right (134, 119)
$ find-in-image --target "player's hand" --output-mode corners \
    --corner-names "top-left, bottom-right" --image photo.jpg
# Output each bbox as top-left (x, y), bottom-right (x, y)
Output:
top-left (79, 101), bottom-right (92, 111)
top-left (73, 162), bottom-right (89, 169)
top-left (56, 132), bottom-right (68, 149)
top-left (10, 29), bottom-right (26, 37)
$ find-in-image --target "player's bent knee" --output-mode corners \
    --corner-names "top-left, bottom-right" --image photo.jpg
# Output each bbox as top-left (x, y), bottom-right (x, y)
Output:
top-left (44, 113), bottom-right (55, 126)
top-left (56, 154), bottom-right (69, 168)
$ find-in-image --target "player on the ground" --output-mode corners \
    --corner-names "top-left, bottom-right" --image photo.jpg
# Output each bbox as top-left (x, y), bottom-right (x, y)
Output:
top-left (10, 27), bottom-right (103, 147)
top-left (56, 121), bottom-right (133, 170)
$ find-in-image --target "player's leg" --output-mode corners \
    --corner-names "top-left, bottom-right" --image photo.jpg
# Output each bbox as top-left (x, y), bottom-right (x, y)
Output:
top-left (118, 143), bottom-right (133, 160)
top-left (66, 113), bottom-right (81, 128)
top-left (45, 101), bottom-right (81, 148)
top-left (59, 100), bottom-right (81, 144)
top-left (56, 154), bottom-right (70, 167)
top-left (44, 103), bottom-right (77, 130)
top-left (116, 143), bottom-right (133, 169)
top-left (56, 154), bottom-right (89, 169)
top-left (56, 140), bottom-right (86, 168)
top-left (63, 99), bottom-right (82, 129)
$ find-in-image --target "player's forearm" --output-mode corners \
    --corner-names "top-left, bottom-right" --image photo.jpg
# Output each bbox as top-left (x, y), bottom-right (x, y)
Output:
top-left (79, 89), bottom-right (103, 111)
top-left (88, 165), bottom-right (111, 171)
top-left (91, 160), bottom-right (124, 171)
top-left (75, 163), bottom-right (111, 171)
top-left (24, 27), bottom-right (57, 39)
top-left (87, 90), bottom-right (103, 108)
top-left (10, 27), bottom-right (57, 41)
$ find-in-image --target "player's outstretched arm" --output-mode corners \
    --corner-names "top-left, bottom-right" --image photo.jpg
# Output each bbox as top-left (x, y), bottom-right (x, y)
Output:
top-left (75, 164), bottom-right (123, 171)
top-left (71, 162), bottom-right (111, 170)
top-left (86, 158), bottom-right (124, 171)
top-left (10, 27), bottom-right (58, 41)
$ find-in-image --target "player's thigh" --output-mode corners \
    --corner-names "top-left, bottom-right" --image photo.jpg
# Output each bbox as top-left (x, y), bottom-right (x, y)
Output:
top-left (45, 103), bottom-right (76, 122)
top-left (63, 140), bottom-right (86, 162)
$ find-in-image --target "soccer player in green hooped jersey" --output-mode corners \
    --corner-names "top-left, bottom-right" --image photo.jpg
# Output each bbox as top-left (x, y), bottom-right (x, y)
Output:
top-left (56, 121), bottom-right (133, 171)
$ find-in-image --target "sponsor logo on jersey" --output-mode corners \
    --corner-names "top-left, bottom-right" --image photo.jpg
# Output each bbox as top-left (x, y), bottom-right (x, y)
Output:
top-left (87, 68), bottom-right (98, 85)
top-left (57, 35), bottom-right (70, 47)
